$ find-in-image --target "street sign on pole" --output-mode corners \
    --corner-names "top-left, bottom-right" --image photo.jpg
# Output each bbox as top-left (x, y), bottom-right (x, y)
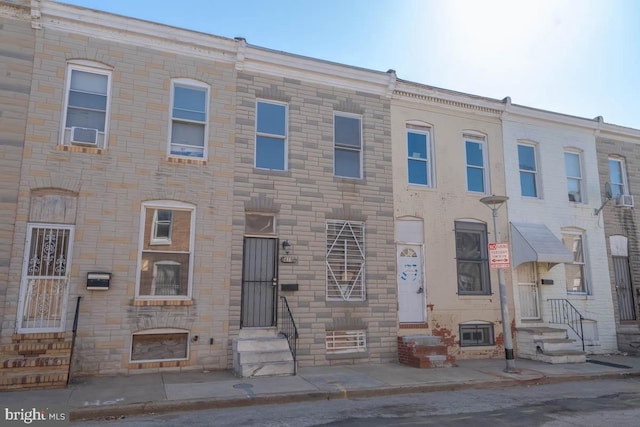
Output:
top-left (489, 242), bottom-right (510, 269)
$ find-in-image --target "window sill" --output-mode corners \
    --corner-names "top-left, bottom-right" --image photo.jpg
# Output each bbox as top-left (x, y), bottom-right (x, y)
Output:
top-left (460, 344), bottom-right (496, 348)
top-left (167, 156), bottom-right (207, 166)
top-left (254, 168), bottom-right (292, 177)
top-left (456, 293), bottom-right (494, 298)
top-left (326, 351), bottom-right (369, 360)
top-left (57, 144), bottom-right (106, 154)
top-left (326, 300), bottom-right (367, 307)
top-left (133, 299), bottom-right (193, 306)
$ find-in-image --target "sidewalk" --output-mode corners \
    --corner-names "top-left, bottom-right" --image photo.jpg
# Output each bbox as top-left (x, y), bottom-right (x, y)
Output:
top-left (3, 354), bottom-right (640, 422)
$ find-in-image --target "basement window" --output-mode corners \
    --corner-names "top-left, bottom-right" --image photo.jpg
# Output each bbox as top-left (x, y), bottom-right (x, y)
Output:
top-left (130, 330), bottom-right (189, 362)
top-left (459, 323), bottom-right (494, 347)
top-left (325, 330), bottom-right (367, 354)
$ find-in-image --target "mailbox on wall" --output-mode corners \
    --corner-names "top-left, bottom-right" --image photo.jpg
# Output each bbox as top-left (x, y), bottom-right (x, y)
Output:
top-left (87, 272), bottom-right (111, 290)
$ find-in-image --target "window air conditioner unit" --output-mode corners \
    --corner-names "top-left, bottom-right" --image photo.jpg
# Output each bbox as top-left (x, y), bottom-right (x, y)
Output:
top-left (70, 127), bottom-right (98, 146)
top-left (615, 194), bottom-right (634, 208)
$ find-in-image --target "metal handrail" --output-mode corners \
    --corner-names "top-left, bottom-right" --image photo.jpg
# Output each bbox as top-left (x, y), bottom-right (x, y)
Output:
top-left (67, 296), bottom-right (81, 386)
top-left (547, 298), bottom-right (584, 351)
top-left (279, 296), bottom-right (298, 375)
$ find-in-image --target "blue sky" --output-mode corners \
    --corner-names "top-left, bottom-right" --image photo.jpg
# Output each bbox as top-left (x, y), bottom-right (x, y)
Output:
top-left (60, 0), bottom-right (640, 129)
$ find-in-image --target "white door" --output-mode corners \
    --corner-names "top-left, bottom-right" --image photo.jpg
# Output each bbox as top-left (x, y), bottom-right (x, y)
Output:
top-left (397, 245), bottom-right (425, 323)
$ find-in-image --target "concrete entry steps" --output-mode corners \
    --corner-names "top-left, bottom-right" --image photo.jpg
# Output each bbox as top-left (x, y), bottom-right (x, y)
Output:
top-left (516, 326), bottom-right (586, 364)
top-left (233, 328), bottom-right (295, 377)
top-left (0, 332), bottom-right (73, 390)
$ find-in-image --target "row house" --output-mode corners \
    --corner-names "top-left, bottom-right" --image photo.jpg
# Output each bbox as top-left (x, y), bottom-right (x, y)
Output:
top-left (595, 124), bottom-right (640, 355)
top-left (391, 81), bottom-right (512, 365)
top-left (502, 102), bottom-right (618, 360)
top-left (1, 0), bottom-right (637, 389)
top-left (0, 0), bottom-right (397, 388)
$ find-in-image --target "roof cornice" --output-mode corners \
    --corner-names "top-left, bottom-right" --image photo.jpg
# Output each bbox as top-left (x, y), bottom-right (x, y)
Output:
top-left (393, 81), bottom-right (504, 117)
top-left (41, 1), bottom-right (393, 96)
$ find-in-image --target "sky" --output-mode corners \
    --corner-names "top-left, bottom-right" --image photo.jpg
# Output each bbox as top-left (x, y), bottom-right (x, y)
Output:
top-left (60, 0), bottom-right (640, 130)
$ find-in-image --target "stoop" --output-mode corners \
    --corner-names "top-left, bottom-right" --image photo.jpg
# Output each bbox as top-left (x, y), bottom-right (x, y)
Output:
top-left (516, 327), bottom-right (586, 364)
top-left (398, 335), bottom-right (456, 368)
top-left (232, 328), bottom-right (295, 377)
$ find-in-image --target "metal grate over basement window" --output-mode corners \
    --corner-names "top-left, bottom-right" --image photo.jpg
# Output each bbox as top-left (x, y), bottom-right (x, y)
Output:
top-left (326, 220), bottom-right (365, 301)
top-left (459, 323), bottom-right (494, 347)
top-left (325, 330), bottom-right (367, 354)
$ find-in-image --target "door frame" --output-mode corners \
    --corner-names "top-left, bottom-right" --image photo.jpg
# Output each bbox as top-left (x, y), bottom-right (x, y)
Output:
top-left (397, 243), bottom-right (426, 323)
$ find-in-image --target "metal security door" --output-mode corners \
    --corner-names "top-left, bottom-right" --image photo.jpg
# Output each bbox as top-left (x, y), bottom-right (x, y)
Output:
top-left (241, 237), bottom-right (278, 327)
top-left (397, 245), bottom-right (425, 323)
top-left (17, 224), bottom-right (74, 332)
top-left (517, 262), bottom-right (540, 320)
top-left (613, 255), bottom-right (636, 321)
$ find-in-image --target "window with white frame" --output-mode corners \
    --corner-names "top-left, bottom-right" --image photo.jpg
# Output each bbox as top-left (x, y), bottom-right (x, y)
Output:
top-left (459, 323), bottom-right (494, 346)
top-left (518, 143), bottom-right (538, 197)
top-left (326, 220), bottom-right (365, 301)
top-left (326, 330), bottom-right (367, 354)
top-left (562, 231), bottom-right (587, 293)
top-left (137, 202), bottom-right (195, 298)
top-left (564, 151), bottom-right (583, 202)
top-left (407, 124), bottom-right (432, 186)
top-left (151, 209), bottom-right (172, 245)
top-left (464, 134), bottom-right (487, 193)
top-left (256, 100), bottom-right (287, 170)
top-left (61, 63), bottom-right (111, 149)
top-left (455, 221), bottom-right (490, 295)
top-left (169, 80), bottom-right (209, 159)
top-left (609, 157), bottom-right (628, 197)
top-left (334, 113), bottom-right (362, 178)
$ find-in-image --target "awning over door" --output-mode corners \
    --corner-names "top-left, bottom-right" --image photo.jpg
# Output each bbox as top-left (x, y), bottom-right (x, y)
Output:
top-left (510, 222), bottom-right (573, 268)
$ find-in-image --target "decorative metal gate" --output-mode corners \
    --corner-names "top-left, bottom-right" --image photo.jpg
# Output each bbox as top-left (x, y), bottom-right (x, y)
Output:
top-left (241, 237), bottom-right (278, 328)
top-left (613, 255), bottom-right (636, 321)
top-left (517, 263), bottom-right (540, 320)
top-left (17, 224), bottom-right (74, 332)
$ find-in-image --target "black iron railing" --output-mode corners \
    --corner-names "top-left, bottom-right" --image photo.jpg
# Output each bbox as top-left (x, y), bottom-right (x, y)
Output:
top-left (279, 296), bottom-right (298, 374)
top-left (548, 298), bottom-right (584, 351)
top-left (67, 296), bottom-right (81, 385)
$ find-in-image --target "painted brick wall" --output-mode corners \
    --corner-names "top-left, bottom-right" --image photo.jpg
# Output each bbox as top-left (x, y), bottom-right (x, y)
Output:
top-left (232, 72), bottom-right (397, 367)
top-left (503, 117), bottom-right (617, 353)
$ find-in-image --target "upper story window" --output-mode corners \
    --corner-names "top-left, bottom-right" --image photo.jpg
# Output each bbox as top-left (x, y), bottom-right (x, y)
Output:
top-left (334, 113), bottom-right (362, 179)
top-left (564, 151), bottom-right (583, 203)
top-left (407, 123), bottom-right (432, 186)
top-left (518, 143), bottom-right (539, 198)
top-left (169, 79), bottom-right (209, 159)
top-left (464, 134), bottom-right (488, 193)
top-left (455, 221), bottom-right (490, 295)
top-left (562, 230), bottom-right (588, 294)
top-left (256, 100), bottom-right (287, 170)
top-left (61, 63), bottom-right (112, 149)
top-left (137, 201), bottom-right (195, 299)
top-left (609, 157), bottom-right (628, 197)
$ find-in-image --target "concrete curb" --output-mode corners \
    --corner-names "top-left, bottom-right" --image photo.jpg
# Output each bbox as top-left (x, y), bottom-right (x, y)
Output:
top-left (69, 371), bottom-right (640, 422)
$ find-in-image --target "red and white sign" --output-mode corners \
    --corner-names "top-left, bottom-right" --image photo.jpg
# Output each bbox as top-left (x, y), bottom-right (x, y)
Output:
top-left (489, 242), bottom-right (510, 269)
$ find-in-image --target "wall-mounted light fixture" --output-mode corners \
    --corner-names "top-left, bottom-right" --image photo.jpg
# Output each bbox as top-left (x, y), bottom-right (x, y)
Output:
top-left (282, 240), bottom-right (291, 254)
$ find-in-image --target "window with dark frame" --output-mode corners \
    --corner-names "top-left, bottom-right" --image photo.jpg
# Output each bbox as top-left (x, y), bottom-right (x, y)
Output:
top-left (460, 323), bottom-right (494, 346)
top-left (256, 101), bottom-right (287, 170)
top-left (334, 113), bottom-right (362, 178)
top-left (455, 221), bottom-right (490, 295)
